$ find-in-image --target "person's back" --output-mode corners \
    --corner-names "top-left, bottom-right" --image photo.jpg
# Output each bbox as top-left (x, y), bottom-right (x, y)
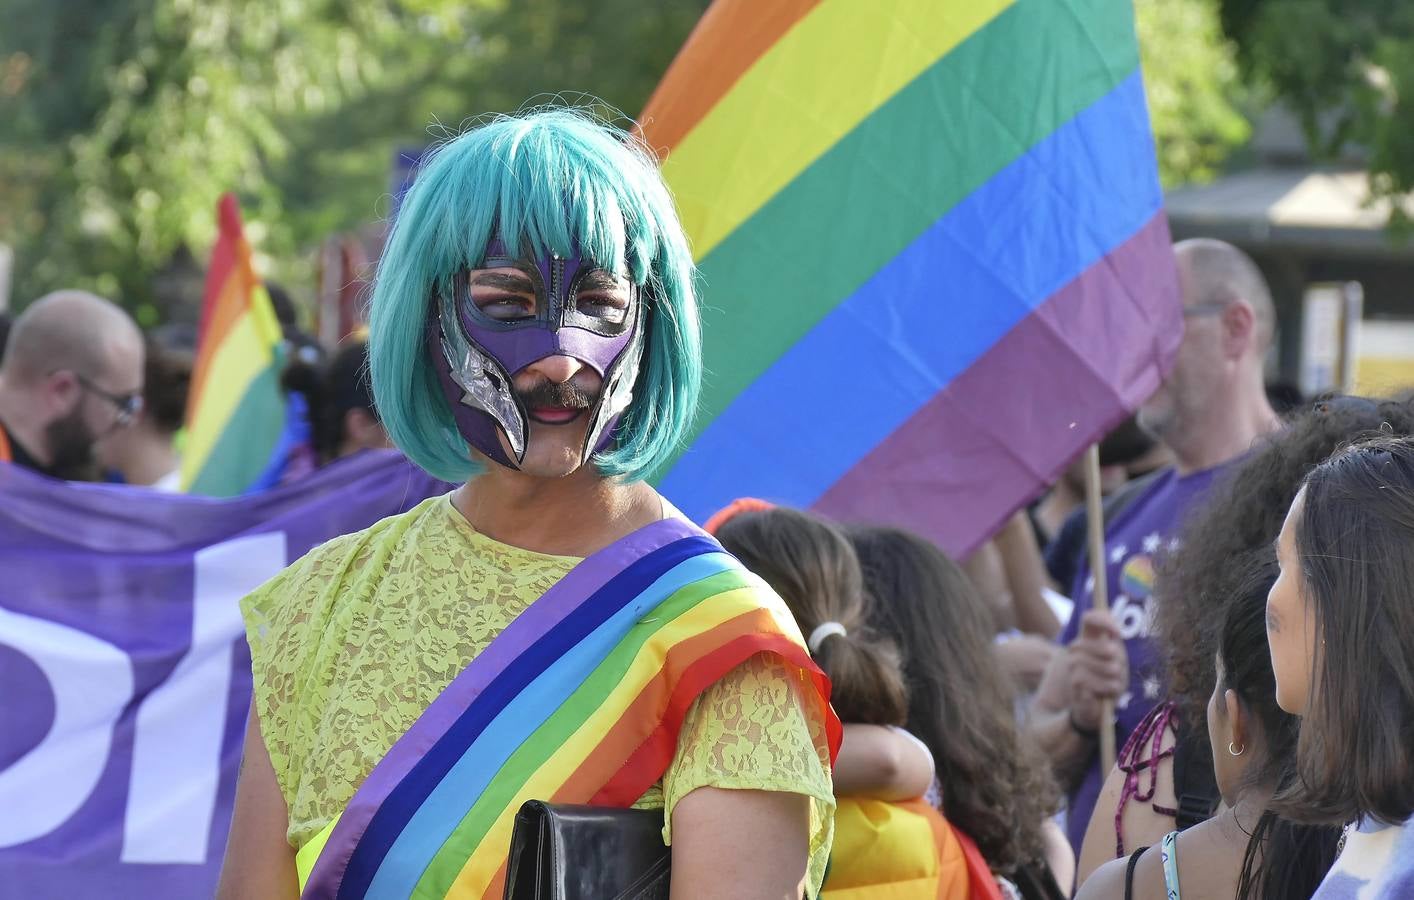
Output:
top-left (717, 505), bottom-right (993, 900)
top-left (1077, 557), bottom-right (1338, 900)
top-left (849, 525), bottom-right (1070, 898)
top-left (279, 334), bottom-right (390, 466)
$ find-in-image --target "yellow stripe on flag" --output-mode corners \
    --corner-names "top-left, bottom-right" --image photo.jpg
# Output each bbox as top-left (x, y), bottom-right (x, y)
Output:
top-left (180, 309), bottom-right (276, 483)
top-left (662, 0), bottom-right (1014, 260)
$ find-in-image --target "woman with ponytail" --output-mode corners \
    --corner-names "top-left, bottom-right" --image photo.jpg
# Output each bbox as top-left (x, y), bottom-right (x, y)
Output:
top-left (715, 504), bottom-right (1001, 899)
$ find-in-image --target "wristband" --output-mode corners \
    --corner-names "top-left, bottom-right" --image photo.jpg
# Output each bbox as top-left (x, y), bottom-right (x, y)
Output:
top-left (1068, 709), bottom-right (1099, 740)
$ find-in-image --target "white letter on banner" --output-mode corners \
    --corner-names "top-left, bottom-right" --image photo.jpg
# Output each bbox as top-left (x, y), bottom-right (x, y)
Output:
top-left (120, 532), bottom-right (286, 864)
top-left (0, 608), bottom-right (134, 847)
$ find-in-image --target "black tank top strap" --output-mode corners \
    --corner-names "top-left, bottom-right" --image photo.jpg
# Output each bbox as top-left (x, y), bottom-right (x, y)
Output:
top-left (1123, 846), bottom-right (1149, 900)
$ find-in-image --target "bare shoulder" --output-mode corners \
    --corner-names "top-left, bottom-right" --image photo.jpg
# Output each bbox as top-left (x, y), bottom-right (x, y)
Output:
top-left (1076, 846), bottom-right (1164, 900)
top-left (1076, 718), bottom-right (1178, 883)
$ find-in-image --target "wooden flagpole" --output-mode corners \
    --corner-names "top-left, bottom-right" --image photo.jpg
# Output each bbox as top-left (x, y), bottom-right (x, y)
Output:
top-left (1085, 443), bottom-right (1117, 774)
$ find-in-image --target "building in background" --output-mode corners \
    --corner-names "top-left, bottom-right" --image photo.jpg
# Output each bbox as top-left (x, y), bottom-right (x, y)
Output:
top-left (1166, 107), bottom-right (1414, 396)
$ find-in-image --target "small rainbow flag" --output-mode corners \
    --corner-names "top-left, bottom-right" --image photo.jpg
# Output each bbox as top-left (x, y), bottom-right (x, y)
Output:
top-left (180, 194), bottom-right (287, 496)
top-left (642, 0), bottom-right (1182, 557)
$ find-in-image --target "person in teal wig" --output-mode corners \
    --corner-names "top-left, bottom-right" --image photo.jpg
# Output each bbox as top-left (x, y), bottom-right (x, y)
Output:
top-left (220, 108), bottom-right (840, 900)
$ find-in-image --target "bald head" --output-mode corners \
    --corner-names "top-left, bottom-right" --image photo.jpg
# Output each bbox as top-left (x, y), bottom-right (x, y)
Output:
top-left (1174, 238), bottom-right (1275, 355)
top-left (1, 291), bottom-right (143, 387)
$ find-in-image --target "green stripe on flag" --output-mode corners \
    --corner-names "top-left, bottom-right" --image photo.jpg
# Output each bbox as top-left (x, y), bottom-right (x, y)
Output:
top-left (682, 0), bottom-right (1139, 453)
top-left (186, 365), bottom-right (286, 496)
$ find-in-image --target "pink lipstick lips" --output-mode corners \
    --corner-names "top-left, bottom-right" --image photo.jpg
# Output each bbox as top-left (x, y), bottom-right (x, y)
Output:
top-left (528, 407), bottom-right (585, 425)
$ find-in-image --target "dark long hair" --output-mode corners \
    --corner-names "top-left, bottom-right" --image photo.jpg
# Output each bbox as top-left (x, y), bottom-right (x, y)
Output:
top-left (716, 508), bottom-right (909, 727)
top-left (846, 525), bottom-right (1058, 875)
top-left (1217, 557), bottom-right (1341, 900)
top-left (1156, 394), bottom-right (1414, 730)
top-left (1272, 436), bottom-right (1414, 827)
top-left (281, 337), bottom-right (379, 464)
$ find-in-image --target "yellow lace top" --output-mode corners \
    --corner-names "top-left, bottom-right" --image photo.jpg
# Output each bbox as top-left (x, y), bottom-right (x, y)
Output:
top-left (241, 494), bottom-right (834, 892)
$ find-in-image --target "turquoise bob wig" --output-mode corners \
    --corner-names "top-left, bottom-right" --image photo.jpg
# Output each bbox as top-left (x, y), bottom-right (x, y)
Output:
top-left (368, 108), bottom-right (701, 483)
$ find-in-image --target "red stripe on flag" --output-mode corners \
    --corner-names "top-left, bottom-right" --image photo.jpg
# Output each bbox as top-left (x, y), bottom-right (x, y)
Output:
top-left (196, 193), bottom-right (244, 348)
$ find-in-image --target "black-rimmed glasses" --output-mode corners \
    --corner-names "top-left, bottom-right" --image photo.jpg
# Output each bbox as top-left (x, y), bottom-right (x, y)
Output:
top-left (73, 372), bottom-right (144, 426)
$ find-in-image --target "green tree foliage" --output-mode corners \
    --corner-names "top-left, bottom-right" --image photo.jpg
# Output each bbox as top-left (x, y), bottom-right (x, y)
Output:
top-left (2, 0), bottom-right (1258, 322)
top-left (1135, 0), bottom-right (1252, 188)
top-left (1220, 0), bottom-right (1414, 213)
top-left (0, 0), bottom-right (705, 322)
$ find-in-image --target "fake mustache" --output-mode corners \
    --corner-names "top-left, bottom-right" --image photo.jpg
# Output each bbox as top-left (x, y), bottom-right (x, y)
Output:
top-left (517, 380), bottom-right (596, 410)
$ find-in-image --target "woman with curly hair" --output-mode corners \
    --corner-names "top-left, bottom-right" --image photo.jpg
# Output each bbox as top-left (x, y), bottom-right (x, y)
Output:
top-left (1073, 394), bottom-right (1414, 889)
top-left (848, 525), bottom-right (1069, 898)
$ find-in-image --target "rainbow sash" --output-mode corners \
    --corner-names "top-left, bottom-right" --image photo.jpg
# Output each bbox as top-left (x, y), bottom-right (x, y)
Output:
top-left (299, 517), bottom-right (839, 900)
top-left (823, 799), bottom-right (1001, 900)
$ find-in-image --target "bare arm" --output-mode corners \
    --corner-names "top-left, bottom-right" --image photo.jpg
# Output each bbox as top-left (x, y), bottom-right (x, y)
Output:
top-left (832, 724), bottom-right (935, 801)
top-left (993, 510), bottom-right (1062, 638)
top-left (1041, 817), bottom-right (1076, 893)
top-left (670, 787), bottom-right (811, 900)
top-left (993, 634), bottom-right (1059, 695)
top-left (216, 706), bottom-right (299, 900)
top-left (961, 540), bottom-right (1015, 633)
top-left (1075, 727), bottom-right (1176, 887)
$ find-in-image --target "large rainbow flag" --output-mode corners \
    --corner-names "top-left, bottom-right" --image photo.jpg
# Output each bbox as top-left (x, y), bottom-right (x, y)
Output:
top-left (643, 0), bottom-right (1182, 558)
top-left (180, 194), bottom-right (288, 496)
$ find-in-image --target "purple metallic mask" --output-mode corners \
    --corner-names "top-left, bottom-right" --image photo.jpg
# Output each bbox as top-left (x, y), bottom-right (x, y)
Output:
top-left (429, 238), bottom-right (644, 470)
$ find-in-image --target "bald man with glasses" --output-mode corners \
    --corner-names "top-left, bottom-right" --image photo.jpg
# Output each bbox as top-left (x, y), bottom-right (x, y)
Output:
top-left (0, 290), bottom-right (145, 480)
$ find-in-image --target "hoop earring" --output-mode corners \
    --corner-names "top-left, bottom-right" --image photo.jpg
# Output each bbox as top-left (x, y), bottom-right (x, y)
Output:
top-left (1228, 742), bottom-right (1245, 757)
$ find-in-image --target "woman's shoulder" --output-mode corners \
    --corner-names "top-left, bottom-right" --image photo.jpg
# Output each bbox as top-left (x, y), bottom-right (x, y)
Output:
top-left (1075, 844), bottom-right (1166, 900)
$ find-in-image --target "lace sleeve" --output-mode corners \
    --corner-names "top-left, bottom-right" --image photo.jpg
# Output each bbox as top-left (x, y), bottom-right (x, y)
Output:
top-left (239, 554), bottom-right (320, 802)
top-left (658, 651), bottom-right (835, 895)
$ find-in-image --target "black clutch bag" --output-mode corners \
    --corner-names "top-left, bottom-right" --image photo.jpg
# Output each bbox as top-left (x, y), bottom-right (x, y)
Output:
top-left (503, 801), bottom-right (670, 900)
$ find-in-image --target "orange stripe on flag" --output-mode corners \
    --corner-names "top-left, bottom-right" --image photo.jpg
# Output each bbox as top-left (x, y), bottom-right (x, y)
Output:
top-left (186, 269), bottom-right (258, 411)
top-left (638, 0), bottom-right (820, 156)
top-left (186, 194), bottom-right (261, 424)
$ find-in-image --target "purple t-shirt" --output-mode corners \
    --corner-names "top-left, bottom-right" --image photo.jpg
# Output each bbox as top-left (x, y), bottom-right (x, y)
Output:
top-left (1058, 463), bottom-right (1228, 850)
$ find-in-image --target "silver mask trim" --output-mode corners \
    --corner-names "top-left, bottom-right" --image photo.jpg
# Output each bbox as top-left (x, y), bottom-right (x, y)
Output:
top-left (437, 294), bottom-right (527, 462)
top-left (581, 320), bottom-right (644, 465)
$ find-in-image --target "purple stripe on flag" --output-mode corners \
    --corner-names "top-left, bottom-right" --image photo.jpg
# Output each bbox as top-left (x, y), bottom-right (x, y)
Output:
top-left (303, 516), bottom-right (700, 899)
top-left (813, 210), bottom-right (1179, 558)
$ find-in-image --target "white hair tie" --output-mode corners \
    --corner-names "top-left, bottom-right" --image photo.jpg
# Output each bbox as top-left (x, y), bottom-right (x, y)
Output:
top-left (807, 621), bottom-right (848, 653)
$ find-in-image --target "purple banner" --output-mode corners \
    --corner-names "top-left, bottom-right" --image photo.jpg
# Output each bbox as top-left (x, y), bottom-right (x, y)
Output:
top-left (0, 451), bottom-right (451, 898)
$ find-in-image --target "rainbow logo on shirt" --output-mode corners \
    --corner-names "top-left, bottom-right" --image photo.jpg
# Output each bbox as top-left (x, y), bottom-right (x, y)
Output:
top-left (1120, 554), bottom-right (1155, 599)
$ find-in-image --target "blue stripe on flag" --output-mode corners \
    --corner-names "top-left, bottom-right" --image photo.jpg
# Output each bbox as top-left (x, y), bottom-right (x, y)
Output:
top-left (661, 70), bottom-right (1160, 522)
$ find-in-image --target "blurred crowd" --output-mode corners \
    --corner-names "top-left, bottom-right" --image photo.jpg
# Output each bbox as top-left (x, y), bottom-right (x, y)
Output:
top-left (4, 235), bottom-right (1414, 900)
top-left (0, 286), bottom-right (387, 489)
